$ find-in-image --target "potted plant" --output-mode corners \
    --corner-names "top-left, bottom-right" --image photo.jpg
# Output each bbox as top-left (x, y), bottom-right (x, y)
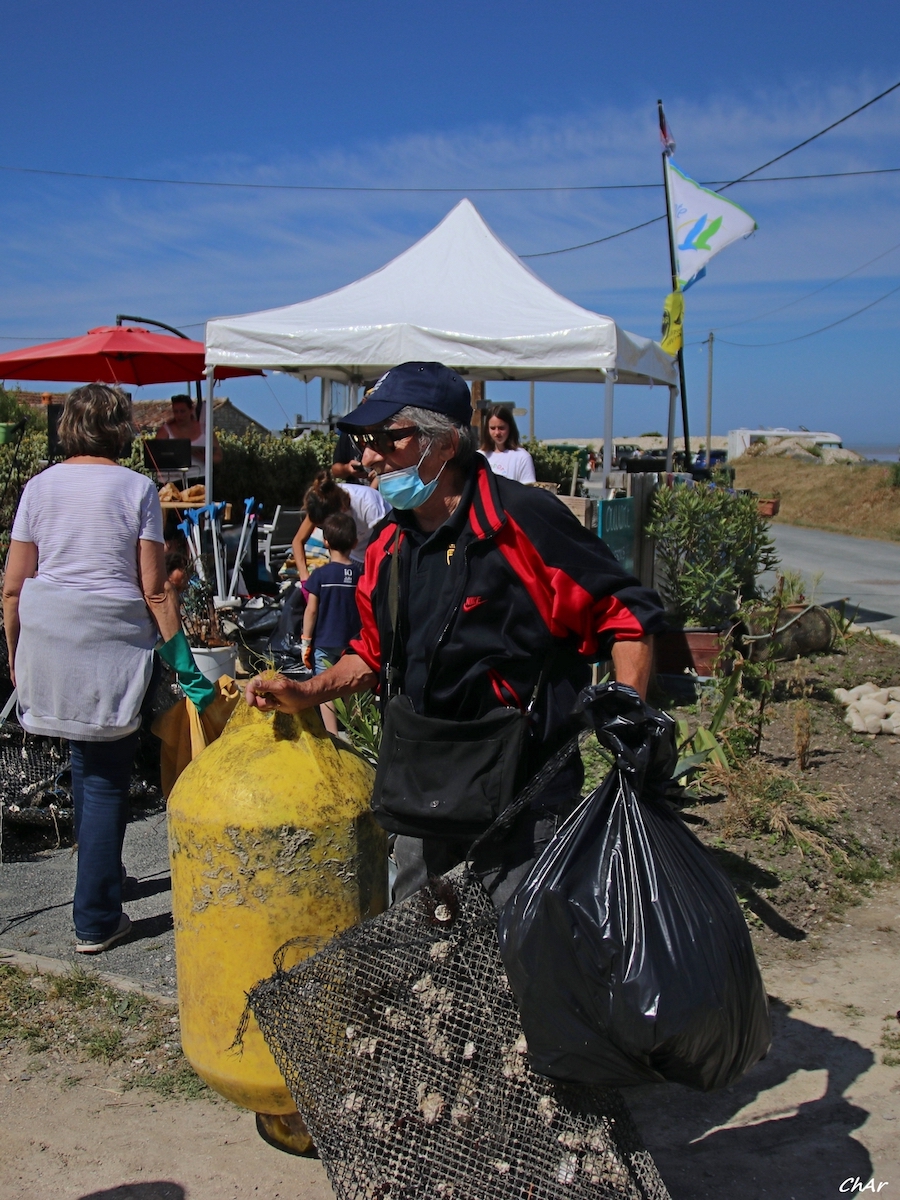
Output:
top-left (757, 495), bottom-right (781, 518)
top-left (0, 389), bottom-right (30, 444)
top-left (646, 483), bottom-right (778, 676)
top-left (181, 572), bottom-right (238, 682)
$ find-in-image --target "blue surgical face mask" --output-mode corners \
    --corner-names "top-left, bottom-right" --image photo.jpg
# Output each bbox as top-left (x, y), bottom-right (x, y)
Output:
top-left (378, 441), bottom-right (447, 510)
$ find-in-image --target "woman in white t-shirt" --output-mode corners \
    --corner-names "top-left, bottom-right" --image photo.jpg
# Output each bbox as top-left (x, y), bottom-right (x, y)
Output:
top-left (480, 405), bottom-right (536, 483)
top-left (2, 385), bottom-right (210, 955)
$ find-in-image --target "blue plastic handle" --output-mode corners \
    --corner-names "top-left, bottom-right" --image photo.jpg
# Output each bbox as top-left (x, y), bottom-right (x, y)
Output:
top-left (244, 497), bottom-right (255, 515)
top-left (177, 519), bottom-right (192, 538)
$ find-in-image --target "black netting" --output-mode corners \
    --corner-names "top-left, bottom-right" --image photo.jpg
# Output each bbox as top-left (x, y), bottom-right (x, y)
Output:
top-left (0, 611), bottom-right (175, 843)
top-left (249, 864), bottom-right (670, 1200)
top-left (0, 723), bottom-right (71, 827)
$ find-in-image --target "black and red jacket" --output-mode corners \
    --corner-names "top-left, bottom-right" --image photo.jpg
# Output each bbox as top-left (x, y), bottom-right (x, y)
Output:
top-left (350, 457), bottom-right (665, 768)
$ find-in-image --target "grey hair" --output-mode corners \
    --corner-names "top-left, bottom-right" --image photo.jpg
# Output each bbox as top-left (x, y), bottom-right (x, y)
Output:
top-left (396, 406), bottom-right (479, 470)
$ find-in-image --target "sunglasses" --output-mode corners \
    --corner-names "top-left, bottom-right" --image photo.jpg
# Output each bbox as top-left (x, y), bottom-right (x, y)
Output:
top-left (351, 426), bottom-right (420, 455)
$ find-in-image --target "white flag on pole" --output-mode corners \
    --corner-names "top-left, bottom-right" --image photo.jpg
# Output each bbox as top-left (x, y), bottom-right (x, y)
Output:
top-left (666, 160), bottom-right (757, 290)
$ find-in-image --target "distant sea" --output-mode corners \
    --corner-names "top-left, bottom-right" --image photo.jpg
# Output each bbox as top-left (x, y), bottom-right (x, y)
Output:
top-left (849, 443), bottom-right (899, 461)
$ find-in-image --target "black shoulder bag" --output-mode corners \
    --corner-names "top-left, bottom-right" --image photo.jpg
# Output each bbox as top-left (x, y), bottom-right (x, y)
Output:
top-left (370, 528), bottom-right (537, 840)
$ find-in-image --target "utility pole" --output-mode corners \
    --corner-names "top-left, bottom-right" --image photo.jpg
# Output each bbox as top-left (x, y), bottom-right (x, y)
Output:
top-left (658, 100), bottom-right (691, 463)
top-left (705, 331), bottom-right (714, 464)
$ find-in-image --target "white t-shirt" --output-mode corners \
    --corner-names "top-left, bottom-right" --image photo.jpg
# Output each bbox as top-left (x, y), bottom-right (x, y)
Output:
top-left (337, 480), bottom-right (391, 564)
top-left (11, 463), bottom-right (164, 600)
top-left (484, 447), bottom-right (537, 483)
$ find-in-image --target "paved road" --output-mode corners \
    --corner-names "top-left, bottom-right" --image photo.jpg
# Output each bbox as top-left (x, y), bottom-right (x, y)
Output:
top-left (761, 524), bottom-right (900, 633)
top-left (1, 807), bottom-right (177, 997)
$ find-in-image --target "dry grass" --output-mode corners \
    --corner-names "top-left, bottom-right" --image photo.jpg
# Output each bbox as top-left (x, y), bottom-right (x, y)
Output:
top-left (0, 963), bottom-right (209, 1100)
top-left (793, 700), bottom-right (811, 771)
top-left (732, 458), bottom-right (900, 542)
top-left (704, 756), bottom-right (848, 862)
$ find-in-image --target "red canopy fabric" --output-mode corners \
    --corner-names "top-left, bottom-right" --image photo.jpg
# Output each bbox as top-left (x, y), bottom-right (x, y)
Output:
top-left (0, 326), bottom-right (259, 386)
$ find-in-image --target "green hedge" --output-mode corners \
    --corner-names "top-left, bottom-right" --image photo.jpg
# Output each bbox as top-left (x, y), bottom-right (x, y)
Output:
top-left (215, 430), bottom-right (336, 512)
top-left (523, 439), bottom-right (582, 489)
top-left (0, 430), bottom-right (50, 556)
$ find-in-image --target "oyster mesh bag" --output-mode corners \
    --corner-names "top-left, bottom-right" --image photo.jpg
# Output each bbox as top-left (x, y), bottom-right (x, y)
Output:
top-left (0, 722), bottom-right (71, 827)
top-left (249, 860), bottom-right (671, 1199)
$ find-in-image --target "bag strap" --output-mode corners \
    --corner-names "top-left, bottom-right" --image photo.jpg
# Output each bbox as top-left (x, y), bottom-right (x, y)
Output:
top-left (466, 726), bottom-right (587, 864)
top-left (384, 525), bottom-right (403, 699)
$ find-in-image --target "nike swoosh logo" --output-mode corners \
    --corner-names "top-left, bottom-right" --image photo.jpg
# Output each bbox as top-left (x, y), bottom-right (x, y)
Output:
top-left (463, 595), bottom-right (486, 611)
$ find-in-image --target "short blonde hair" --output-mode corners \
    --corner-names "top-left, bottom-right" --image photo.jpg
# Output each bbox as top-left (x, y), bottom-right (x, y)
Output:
top-left (57, 384), bottom-right (134, 459)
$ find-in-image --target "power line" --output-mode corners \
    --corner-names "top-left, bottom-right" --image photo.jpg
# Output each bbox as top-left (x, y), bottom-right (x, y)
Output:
top-left (0, 319), bottom-right (206, 342)
top-left (522, 213), bottom-right (667, 258)
top-left (715, 281), bottom-right (900, 346)
top-left (711, 238), bottom-right (900, 330)
top-left (0, 161), bottom-right (897, 195)
top-left (716, 79), bottom-right (900, 193)
top-left (523, 80), bottom-right (900, 257)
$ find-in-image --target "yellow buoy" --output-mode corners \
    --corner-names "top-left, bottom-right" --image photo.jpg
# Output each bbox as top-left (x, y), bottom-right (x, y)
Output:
top-left (167, 701), bottom-right (386, 1121)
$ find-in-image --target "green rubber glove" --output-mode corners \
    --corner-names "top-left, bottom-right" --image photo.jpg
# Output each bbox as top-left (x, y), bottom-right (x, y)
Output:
top-left (157, 630), bottom-right (216, 713)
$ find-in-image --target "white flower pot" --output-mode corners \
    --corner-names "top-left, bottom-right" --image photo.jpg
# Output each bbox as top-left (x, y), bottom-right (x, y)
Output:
top-left (192, 644), bottom-right (237, 685)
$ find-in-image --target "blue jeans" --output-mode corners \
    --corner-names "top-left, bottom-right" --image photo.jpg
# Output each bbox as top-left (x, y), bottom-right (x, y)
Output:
top-left (71, 732), bottom-right (139, 941)
top-left (314, 646), bottom-right (344, 674)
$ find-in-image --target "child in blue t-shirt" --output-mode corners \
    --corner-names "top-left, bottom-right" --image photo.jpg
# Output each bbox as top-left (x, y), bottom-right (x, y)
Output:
top-left (301, 511), bottom-right (361, 734)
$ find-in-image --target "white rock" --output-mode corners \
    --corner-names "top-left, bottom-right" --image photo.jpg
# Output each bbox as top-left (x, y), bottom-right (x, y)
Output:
top-left (870, 689), bottom-right (891, 704)
top-left (864, 714), bottom-right (883, 735)
top-left (856, 699), bottom-right (888, 719)
top-left (889, 687), bottom-right (900, 702)
top-left (849, 683), bottom-right (879, 698)
top-left (846, 710), bottom-right (868, 733)
top-left (884, 701), bottom-right (900, 715)
top-left (833, 688), bottom-right (851, 705)
top-left (880, 719), bottom-right (895, 735)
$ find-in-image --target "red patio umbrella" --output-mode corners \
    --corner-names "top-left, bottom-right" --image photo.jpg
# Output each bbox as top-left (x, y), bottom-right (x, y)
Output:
top-left (0, 325), bottom-right (259, 386)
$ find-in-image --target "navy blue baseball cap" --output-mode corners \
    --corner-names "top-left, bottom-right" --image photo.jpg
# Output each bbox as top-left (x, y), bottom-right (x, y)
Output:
top-left (336, 362), bottom-right (472, 430)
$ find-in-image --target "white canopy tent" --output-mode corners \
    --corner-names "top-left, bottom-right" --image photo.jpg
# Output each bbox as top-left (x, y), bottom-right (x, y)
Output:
top-left (204, 199), bottom-right (677, 487)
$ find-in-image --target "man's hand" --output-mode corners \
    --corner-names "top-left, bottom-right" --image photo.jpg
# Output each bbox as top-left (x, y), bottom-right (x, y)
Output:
top-left (245, 674), bottom-right (314, 713)
top-left (245, 652), bottom-right (378, 713)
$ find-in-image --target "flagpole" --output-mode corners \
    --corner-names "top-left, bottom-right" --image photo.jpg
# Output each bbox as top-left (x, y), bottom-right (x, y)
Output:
top-left (705, 330), bottom-right (714, 465)
top-left (658, 99), bottom-right (691, 465)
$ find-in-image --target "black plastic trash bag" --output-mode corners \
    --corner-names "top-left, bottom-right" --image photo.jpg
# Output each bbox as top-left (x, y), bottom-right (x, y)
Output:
top-left (497, 682), bottom-right (771, 1092)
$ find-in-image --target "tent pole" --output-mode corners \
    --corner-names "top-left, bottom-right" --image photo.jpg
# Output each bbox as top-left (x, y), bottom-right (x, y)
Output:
top-left (529, 381), bottom-right (535, 441)
top-left (666, 385), bottom-right (677, 472)
top-left (204, 371), bottom-right (214, 502)
top-left (602, 372), bottom-right (615, 483)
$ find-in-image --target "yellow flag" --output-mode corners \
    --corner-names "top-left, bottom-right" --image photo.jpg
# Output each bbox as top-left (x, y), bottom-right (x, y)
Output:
top-left (661, 291), bottom-right (684, 356)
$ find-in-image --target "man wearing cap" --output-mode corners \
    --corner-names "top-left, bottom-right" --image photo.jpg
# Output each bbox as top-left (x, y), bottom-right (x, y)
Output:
top-left (246, 362), bottom-right (665, 905)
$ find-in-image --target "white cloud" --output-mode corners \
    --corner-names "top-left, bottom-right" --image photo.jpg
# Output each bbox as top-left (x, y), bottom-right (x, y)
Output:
top-left (1, 76), bottom-right (898, 436)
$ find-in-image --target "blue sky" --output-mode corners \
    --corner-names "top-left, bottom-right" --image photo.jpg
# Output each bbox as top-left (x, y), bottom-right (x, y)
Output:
top-left (2, 0), bottom-right (898, 444)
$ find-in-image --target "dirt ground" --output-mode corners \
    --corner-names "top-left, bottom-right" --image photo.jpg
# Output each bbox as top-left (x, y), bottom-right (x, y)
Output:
top-left (682, 633), bottom-right (900, 944)
top-left (0, 1041), bottom-right (333, 1200)
top-left (3, 635), bottom-right (900, 1199)
top-left (2, 879), bottom-right (898, 1200)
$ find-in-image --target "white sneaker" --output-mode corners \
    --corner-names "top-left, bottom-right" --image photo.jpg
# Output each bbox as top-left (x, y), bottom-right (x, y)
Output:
top-left (75, 914), bottom-right (132, 954)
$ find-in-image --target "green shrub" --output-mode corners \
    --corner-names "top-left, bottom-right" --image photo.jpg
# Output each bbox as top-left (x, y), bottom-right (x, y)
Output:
top-left (646, 484), bottom-right (779, 627)
top-left (215, 430), bottom-right (336, 511)
top-left (0, 429), bottom-right (50, 556)
top-left (0, 387), bottom-right (46, 432)
top-left (523, 439), bottom-right (580, 489)
top-left (888, 462), bottom-right (900, 488)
